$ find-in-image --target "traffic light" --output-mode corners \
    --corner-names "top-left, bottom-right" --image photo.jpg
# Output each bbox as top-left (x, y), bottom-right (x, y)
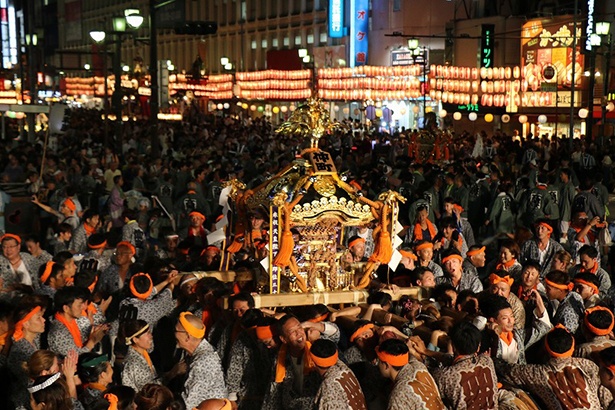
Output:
top-left (174, 21), bottom-right (217, 35)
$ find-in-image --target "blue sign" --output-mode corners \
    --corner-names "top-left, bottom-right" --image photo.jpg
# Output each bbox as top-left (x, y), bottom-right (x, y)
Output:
top-left (350, 0), bottom-right (369, 67)
top-left (328, 0), bottom-right (344, 38)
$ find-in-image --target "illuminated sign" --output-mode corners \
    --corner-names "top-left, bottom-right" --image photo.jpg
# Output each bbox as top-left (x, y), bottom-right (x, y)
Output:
top-left (481, 24), bottom-right (495, 68)
top-left (350, 0), bottom-right (369, 67)
top-left (585, 0), bottom-right (594, 52)
top-left (328, 0), bottom-right (344, 38)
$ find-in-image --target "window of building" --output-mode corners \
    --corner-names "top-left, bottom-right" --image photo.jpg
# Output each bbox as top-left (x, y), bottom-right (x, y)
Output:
top-left (305, 0), bottom-right (314, 12)
top-left (393, 0), bottom-right (401, 11)
top-left (283, 36), bottom-right (290, 46)
top-left (259, 0), bottom-right (266, 19)
top-left (261, 39), bottom-right (267, 48)
top-left (272, 38), bottom-right (279, 48)
top-left (320, 32), bottom-right (327, 43)
top-left (295, 35), bottom-right (302, 46)
top-left (307, 33), bottom-right (314, 44)
top-left (241, 0), bottom-right (247, 20)
top-left (251, 39), bottom-right (257, 50)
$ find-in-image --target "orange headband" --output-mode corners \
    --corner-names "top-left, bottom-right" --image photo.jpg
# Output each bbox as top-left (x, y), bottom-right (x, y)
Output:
top-left (205, 246), bottom-right (220, 254)
top-left (64, 198), bottom-right (76, 211)
top-left (544, 325), bottom-right (575, 358)
top-left (350, 323), bottom-right (375, 343)
top-left (220, 399), bottom-right (232, 410)
top-left (189, 211), bottom-right (206, 220)
top-left (453, 204), bottom-right (464, 214)
top-left (573, 278), bottom-right (599, 295)
top-left (604, 362), bottom-right (615, 376)
top-left (348, 238), bottom-right (366, 249)
top-left (116, 241), bottom-right (136, 255)
top-left (309, 313), bottom-right (329, 323)
top-left (545, 278), bottom-right (573, 291)
top-left (467, 246), bottom-right (485, 257)
top-left (309, 350), bottom-right (339, 368)
top-left (129, 273), bottom-right (153, 300)
top-left (584, 306), bottom-right (615, 336)
top-left (1, 233), bottom-right (21, 245)
top-left (376, 346), bottom-right (409, 367)
top-left (415, 242), bottom-right (433, 251)
top-left (179, 312), bottom-right (205, 339)
top-left (489, 273), bottom-right (514, 287)
top-left (441, 254), bottom-right (463, 264)
top-left (40, 261), bottom-right (56, 284)
top-left (349, 181), bottom-right (362, 191)
top-left (399, 250), bottom-right (417, 260)
top-left (256, 325), bottom-right (274, 340)
top-left (537, 222), bottom-right (553, 235)
top-left (13, 306), bottom-right (41, 342)
top-left (104, 393), bottom-right (118, 410)
top-left (88, 240), bottom-right (107, 250)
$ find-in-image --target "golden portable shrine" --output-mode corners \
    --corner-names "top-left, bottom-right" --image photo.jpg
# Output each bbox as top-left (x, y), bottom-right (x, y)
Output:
top-left (221, 98), bottom-right (406, 294)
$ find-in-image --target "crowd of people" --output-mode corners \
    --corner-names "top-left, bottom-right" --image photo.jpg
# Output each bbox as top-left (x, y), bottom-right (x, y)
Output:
top-left (1, 106), bottom-right (615, 410)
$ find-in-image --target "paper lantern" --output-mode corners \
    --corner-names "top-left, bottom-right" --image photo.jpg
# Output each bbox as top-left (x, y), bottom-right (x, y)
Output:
top-left (412, 105), bottom-right (419, 114)
top-left (439, 109), bottom-right (447, 118)
top-left (250, 105), bottom-right (257, 111)
top-left (578, 108), bottom-right (589, 119)
top-left (289, 104), bottom-right (296, 112)
top-left (342, 107), bottom-right (350, 114)
top-left (399, 107), bottom-right (407, 115)
top-left (519, 115), bottom-right (528, 124)
top-left (257, 106), bottom-right (264, 112)
top-left (607, 102), bottom-right (615, 112)
top-left (484, 113), bottom-right (493, 123)
top-left (353, 108), bottom-right (360, 115)
top-left (217, 103), bottom-right (223, 110)
top-left (375, 108), bottom-right (383, 117)
top-left (501, 114), bottom-right (510, 123)
top-left (241, 103), bottom-right (248, 109)
top-left (223, 103), bottom-right (230, 109)
top-left (333, 105), bottom-right (340, 112)
top-left (538, 114), bottom-right (547, 123)
top-left (453, 112), bottom-right (462, 120)
top-left (281, 105), bottom-right (288, 113)
top-left (468, 112), bottom-right (477, 121)
top-left (272, 106), bottom-right (280, 114)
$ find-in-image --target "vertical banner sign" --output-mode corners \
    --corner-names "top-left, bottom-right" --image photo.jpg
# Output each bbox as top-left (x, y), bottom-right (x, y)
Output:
top-left (585, 0), bottom-right (595, 52)
top-left (350, 0), bottom-right (369, 67)
top-left (270, 206), bottom-right (280, 294)
top-left (328, 0), bottom-right (344, 38)
top-left (481, 24), bottom-right (495, 68)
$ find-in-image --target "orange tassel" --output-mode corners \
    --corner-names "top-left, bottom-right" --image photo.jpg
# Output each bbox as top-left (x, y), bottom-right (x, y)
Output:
top-left (370, 230), bottom-right (392, 264)
top-left (273, 230), bottom-right (294, 267)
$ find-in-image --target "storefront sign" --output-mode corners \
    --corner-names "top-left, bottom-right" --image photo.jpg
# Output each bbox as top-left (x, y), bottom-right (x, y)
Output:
top-left (328, 0), bottom-right (344, 38)
top-left (391, 50), bottom-right (415, 66)
top-left (585, 0), bottom-right (595, 52)
top-left (481, 24), bottom-right (495, 68)
top-left (350, 0), bottom-right (369, 67)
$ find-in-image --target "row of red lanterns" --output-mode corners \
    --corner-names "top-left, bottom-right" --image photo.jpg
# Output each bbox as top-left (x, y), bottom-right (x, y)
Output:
top-left (318, 78), bottom-right (421, 91)
top-left (236, 80), bottom-right (310, 91)
top-left (318, 65), bottom-right (423, 79)
top-left (235, 69), bottom-right (311, 81)
top-left (238, 89), bottom-right (311, 100)
top-left (318, 89), bottom-right (423, 101)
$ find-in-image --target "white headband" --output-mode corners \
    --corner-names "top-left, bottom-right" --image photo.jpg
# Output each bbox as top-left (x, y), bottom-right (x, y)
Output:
top-left (28, 372), bottom-right (62, 393)
top-left (125, 323), bottom-right (150, 346)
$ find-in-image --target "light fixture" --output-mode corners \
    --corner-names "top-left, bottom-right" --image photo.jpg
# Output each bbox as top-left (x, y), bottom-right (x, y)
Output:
top-left (590, 33), bottom-right (602, 47)
top-left (168, 64), bottom-right (175, 71)
top-left (298, 48), bottom-right (308, 58)
top-left (220, 57), bottom-right (229, 66)
top-left (596, 71), bottom-right (601, 77)
top-left (25, 34), bottom-right (37, 46)
top-left (125, 12), bottom-right (144, 30)
top-left (596, 21), bottom-right (611, 36)
top-left (224, 63), bottom-right (233, 70)
top-left (578, 108), bottom-right (589, 119)
top-left (122, 65), bottom-right (130, 72)
top-left (112, 16), bottom-right (127, 32)
top-left (407, 38), bottom-right (419, 50)
top-left (90, 30), bottom-right (106, 43)
top-left (302, 55), bottom-right (311, 63)
top-left (584, 71), bottom-right (591, 77)
top-left (84, 63), bottom-right (91, 70)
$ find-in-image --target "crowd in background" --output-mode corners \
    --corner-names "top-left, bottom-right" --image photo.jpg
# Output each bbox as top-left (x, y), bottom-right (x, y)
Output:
top-left (1, 107), bottom-right (615, 409)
